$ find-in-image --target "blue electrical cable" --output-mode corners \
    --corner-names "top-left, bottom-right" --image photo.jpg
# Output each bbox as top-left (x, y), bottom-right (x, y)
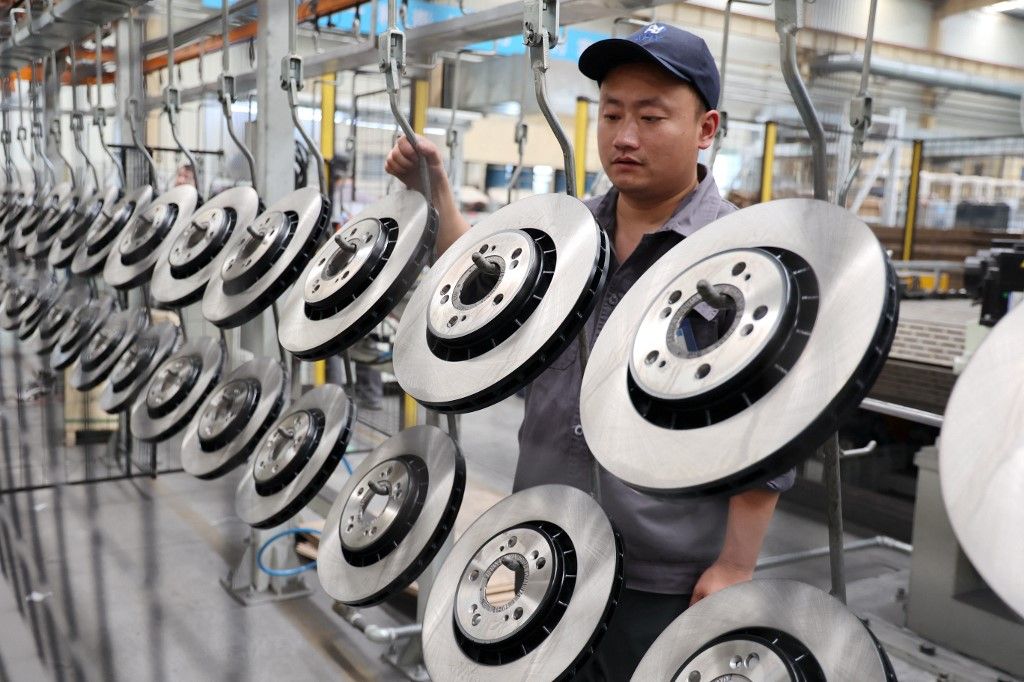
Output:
top-left (255, 527), bottom-right (322, 577)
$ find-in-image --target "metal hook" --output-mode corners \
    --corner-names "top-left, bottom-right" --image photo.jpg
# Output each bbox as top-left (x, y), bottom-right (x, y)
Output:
top-left (94, 24), bottom-right (125, 191)
top-left (283, 0), bottom-right (326, 195)
top-left (219, 0), bottom-right (258, 194)
top-left (165, 0), bottom-right (201, 197)
top-left (127, 97), bottom-right (159, 186)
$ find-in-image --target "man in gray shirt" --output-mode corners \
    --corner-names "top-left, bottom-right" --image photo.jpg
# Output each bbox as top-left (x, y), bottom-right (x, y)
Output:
top-left (386, 23), bottom-right (793, 680)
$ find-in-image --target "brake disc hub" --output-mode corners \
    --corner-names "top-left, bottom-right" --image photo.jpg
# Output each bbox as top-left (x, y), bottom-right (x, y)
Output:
top-left (118, 202), bottom-right (177, 264)
top-left (302, 217), bottom-right (391, 317)
top-left (110, 338), bottom-right (157, 390)
top-left (221, 210), bottom-right (291, 294)
top-left (169, 207), bottom-right (233, 277)
top-left (84, 202), bottom-right (134, 255)
top-left (197, 378), bottom-right (260, 450)
top-left (252, 409), bottom-right (323, 496)
top-left (339, 457), bottom-right (425, 560)
top-left (146, 355), bottom-right (201, 417)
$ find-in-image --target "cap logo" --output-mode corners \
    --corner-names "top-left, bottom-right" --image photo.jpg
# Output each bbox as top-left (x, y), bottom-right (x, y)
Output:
top-left (644, 24), bottom-right (665, 35)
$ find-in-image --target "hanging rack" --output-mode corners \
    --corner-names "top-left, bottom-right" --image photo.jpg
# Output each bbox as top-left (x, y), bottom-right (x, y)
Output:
top-left (218, 0), bottom-right (258, 197)
top-left (15, 69), bottom-right (41, 195)
top-left (0, 77), bottom-right (15, 191)
top-left (45, 54), bottom-right (75, 191)
top-left (284, 0), bottom-right (327, 197)
top-left (165, 0), bottom-right (201, 199)
top-left (836, 0), bottom-right (878, 207)
top-left (93, 24), bottom-right (125, 191)
top-left (68, 44), bottom-right (100, 192)
top-left (30, 61), bottom-right (59, 194)
top-left (506, 53), bottom-right (530, 206)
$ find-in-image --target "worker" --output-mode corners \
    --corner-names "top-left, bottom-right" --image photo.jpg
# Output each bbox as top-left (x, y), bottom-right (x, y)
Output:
top-left (385, 24), bottom-right (793, 679)
top-left (174, 162), bottom-right (195, 187)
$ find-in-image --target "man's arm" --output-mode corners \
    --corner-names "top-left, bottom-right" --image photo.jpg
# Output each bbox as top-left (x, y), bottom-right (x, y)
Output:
top-left (384, 134), bottom-right (472, 255)
top-left (689, 489), bottom-right (779, 606)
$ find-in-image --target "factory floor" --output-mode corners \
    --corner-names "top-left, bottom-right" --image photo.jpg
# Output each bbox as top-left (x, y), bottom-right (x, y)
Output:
top-left (0, 394), bottom-right (1018, 682)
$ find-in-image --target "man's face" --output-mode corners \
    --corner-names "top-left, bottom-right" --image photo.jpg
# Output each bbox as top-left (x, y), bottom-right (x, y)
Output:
top-left (175, 167), bottom-right (195, 187)
top-left (597, 62), bottom-right (718, 200)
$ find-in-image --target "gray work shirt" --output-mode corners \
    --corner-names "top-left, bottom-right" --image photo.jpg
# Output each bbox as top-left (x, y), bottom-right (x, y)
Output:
top-left (514, 165), bottom-right (796, 595)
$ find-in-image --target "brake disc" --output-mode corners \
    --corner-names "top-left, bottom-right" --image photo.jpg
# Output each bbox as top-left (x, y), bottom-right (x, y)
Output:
top-left (71, 185), bottom-right (153, 277)
top-left (99, 322), bottom-right (181, 414)
top-left (180, 357), bottom-right (287, 480)
top-left (13, 182), bottom-right (72, 253)
top-left (129, 336), bottom-right (225, 442)
top-left (0, 275), bottom-right (39, 331)
top-left (150, 186), bottom-right (261, 308)
top-left (35, 286), bottom-right (90, 355)
top-left (940, 303), bottom-right (1024, 619)
top-left (423, 484), bottom-right (622, 681)
top-left (278, 189), bottom-right (434, 359)
top-left (70, 309), bottom-right (149, 391)
top-left (394, 194), bottom-right (609, 412)
top-left (234, 383), bottom-right (354, 529)
top-left (50, 295), bottom-right (117, 371)
top-left (580, 199), bottom-right (898, 497)
top-left (103, 185), bottom-right (198, 290)
top-left (202, 186), bottom-right (329, 328)
top-left (17, 275), bottom-right (66, 340)
top-left (49, 185), bottom-right (121, 269)
top-left (318, 424), bottom-right (465, 606)
top-left (632, 579), bottom-right (897, 681)
top-left (0, 193), bottom-right (32, 247)
top-left (26, 186), bottom-right (83, 259)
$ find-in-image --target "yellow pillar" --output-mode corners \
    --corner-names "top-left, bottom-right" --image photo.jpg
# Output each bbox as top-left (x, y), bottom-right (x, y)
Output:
top-left (313, 74), bottom-right (337, 386)
top-left (574, 97), bottom-right (590, 197)
top-left (759, 121), bottom-right (777, 203)
top-left (902, 139), bottom-right (924, 261)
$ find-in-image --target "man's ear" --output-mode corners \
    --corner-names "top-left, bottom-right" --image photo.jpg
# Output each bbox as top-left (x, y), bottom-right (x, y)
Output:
top-left (697, 110), bottom-right (720, 150)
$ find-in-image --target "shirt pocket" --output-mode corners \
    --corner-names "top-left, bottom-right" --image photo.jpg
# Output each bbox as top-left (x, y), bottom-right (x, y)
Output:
top-left (545, 338), bottom-right (579, 372)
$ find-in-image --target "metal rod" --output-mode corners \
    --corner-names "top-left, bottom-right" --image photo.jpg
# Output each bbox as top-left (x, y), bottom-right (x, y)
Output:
top-left (757, 535), bottom-right (912, 570)
top-left (383, 54), bottom-right (431, 205)
top-left (860, 397), bottom-right (942, 428)
top-left (696, 279), bottom-right (732, 309)
top-left (69, 45), bottom-right (100, 191)
top-left (334, 603), bottom-right (422, 643)
top-left (127, 98), bottom-right (158, 185)
top-left (775, 3), bottom-right (828, 201)
top-left (820, 433), bottom-right (846, 603)
top-left (95, 24), bottom-right (125, 190)
top-left (447, 52), bottom-right (463, 202)
top-left (166, 0), bottom-right (201, 196)
top-left (530, 52), bottom-right (576, 199)
top-left (837, 0), bottom-right (878, 207)
top-left (287, 80), bottom-right (327, 195)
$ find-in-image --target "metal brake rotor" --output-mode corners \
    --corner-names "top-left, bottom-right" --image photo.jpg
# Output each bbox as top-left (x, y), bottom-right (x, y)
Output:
top-left (278, 189), bottom-right (435, 359)
top-left (632, 579), bottom-right (896, 681)
top-left (71, 185), bottom-right (153, 277)
top-left (17, 276), bottom-right (66, 341)
top-left (394, 193), bottom-right (609, 413)
top-left (13, 183), bottom-right (72, 253)
top-left (318, 424), bottom-right (465, 606)
top-left (129, 336), bottom-right (225, 442)
top-left (100, 322), bottom-right (181, 414)
top-left (235, 384), bottom-right (355, 529)
top-left (0, 275), bottom-right (37, 331)
top-left (49, 186), bottom-right (121, 269)
top-left (26, 186), bottom-right (83, 259)
top-left (581, 199), bottom-right (899, 497)
top-left (423, 484), bottom-right (622, 681)
top-left (0, 193), bottom-right (32, 247)
top-left (70, 309), bottom-right (149, 391)
top-left (103, 184), bottom-right (198, 290)
top-left (35, 286), bottom-right (90, 355)
top-left (202, 186), bottom-right (329, 328)
top-left (180, 357), bottom-right (287, 480)
top-left (940, 303), bottom-right (1024, 620)
top-left (150, 187), bottom-right (261, 308)
top-left (50, 295), bottom-right (117, 371)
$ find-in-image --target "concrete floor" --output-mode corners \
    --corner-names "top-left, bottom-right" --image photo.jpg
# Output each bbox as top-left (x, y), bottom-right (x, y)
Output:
top-left (1, 392), bottom-right (1020, 681)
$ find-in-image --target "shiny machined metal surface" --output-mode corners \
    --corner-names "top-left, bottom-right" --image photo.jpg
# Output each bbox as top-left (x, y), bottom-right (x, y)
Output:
top-left (13, 182), bottom-right (72, 253)
top-left (940, 303), bottom-right (1024, 620)
top-left (180, 357), bottom-right (287, 480)
top-left (318, 425), bottom-right (465, 607)
top-left (129, 336), bottom-right (225, 442)
top-left (631, 579), bottom-right (895, 681)
top-left (100, 322), bottom-right (181, 415)
top-left (0, 193), bottom-right (31, 247)
top-left (202, 186), bottom-right (328, 328)
top-left (49, 185), bottom-right (121, 269)
top-left (278, 189), bottom-right (433, 359)
top-left (0, 274), bottom-right (38, 331)
top-left (235, 384), bottom-right (355, 529)
top-left (151, 187), bottom-right (261, 308)
top-left (71, 185), bottom-right (153, 277)
top-left (70, 309), bottom-right (149, 391)
top-left (16, 275), bottom-right (64, 340)
top-left (50, 295), bottom-right (117, 371)
top-left (26, 186), bottom-right (83, 259)
top-left (394, 193), bottom-right (609, 413)
top-left (581, 199), bottom-right (898, 496)
top-left (423, 484), bottom-right (622, 681)
top-left (35, 286), bottom-right (90, 355)
top-left (103, 184), bottom-right (198, 290)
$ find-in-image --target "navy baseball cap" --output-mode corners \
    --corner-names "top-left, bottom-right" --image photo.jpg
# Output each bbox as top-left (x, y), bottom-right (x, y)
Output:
top-left (579, 23), bottom-right (720, 111)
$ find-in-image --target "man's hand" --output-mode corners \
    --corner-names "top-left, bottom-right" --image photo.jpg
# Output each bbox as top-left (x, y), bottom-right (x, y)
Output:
top-left (384, 134), bottom-right (447, 198)
top-left (689, 559), bottom-right (753, 606)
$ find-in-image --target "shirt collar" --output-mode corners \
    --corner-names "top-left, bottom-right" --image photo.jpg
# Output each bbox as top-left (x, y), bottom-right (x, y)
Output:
top-left (587, 164), bottom-right (723, 239)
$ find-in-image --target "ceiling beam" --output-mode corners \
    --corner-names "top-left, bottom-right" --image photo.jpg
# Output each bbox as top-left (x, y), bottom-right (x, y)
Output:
top-left (934, 0), bottom-right (1002, 20)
